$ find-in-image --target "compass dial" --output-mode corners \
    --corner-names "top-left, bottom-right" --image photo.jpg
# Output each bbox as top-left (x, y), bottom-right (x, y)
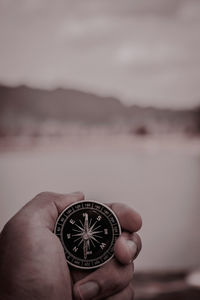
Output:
top-left (54, 200), bottom-right (121, 269)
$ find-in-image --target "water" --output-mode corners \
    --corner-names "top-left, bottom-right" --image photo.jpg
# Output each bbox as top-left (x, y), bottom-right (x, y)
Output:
top-left (0, 137), bottom-right (200, 271)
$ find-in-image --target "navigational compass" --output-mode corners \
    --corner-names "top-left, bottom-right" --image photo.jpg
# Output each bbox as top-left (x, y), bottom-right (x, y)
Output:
top-left (54, 200), bottom-right (121, 269)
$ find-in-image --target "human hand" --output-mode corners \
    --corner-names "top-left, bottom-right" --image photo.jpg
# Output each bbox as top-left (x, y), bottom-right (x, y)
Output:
top-left (0, 192), bottom-right (142, 300)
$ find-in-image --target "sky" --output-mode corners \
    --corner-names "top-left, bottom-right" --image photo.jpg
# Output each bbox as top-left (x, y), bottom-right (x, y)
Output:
top-left (0, 0), bottom-right (200, 108)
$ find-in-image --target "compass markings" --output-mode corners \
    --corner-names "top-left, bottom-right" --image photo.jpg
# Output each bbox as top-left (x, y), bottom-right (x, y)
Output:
top-left (90, 238), bottom-right (96, 247)
top-left (100, 243), bottom-right (106, 250)
top-left (90, 230), bottom-right (103, 235)
top-left (70, 217), bottom-right (106, 251)
top-left (89, 221), bottom-right (102, 232)
top-left (55, 201), bottom-right (121, 269)
top-left (72, 232), bottom-right (84, 237)
top-left (79, 219), bottom-right (84, 227)
top-left (74, 223), bottom-right (84, 231)
top-left (73, 236), bottom-right (82, 243)
top-left (77, 238), bottom-right (84, 247)
top-left (91, 234), bottom-right (103, 239)
top-left (90, 235), bottom-right (100, 244)
top-left (72, 228), bottom-right (83, 233)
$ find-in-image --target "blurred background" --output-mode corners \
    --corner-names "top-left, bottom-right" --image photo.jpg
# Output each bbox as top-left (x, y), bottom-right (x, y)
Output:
top-left (0, 0), bottom-right (200, 299)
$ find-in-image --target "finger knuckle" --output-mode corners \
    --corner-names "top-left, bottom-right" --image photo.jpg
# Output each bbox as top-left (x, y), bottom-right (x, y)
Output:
top-left (34, 191), bottom-right (52, 200)
top-left (34, 191), bottom-right (58, 209)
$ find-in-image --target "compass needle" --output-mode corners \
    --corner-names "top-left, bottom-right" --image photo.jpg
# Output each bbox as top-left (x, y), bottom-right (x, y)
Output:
top-left (83, 240), bottom-right (88, 260)
top-left (88, 239), bottom-right (90, 250)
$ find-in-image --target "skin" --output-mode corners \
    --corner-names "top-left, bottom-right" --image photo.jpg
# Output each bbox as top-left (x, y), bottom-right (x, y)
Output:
top-left (0, 192), bottom-right (142, 300)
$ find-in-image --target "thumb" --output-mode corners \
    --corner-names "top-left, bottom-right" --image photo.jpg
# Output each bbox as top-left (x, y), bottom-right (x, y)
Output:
top-left (9, 191), bottom-right (85, 231)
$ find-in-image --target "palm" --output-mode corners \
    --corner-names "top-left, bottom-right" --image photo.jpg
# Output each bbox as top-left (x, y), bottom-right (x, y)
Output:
top-left (0, 224), bottom-right (72, 300)
top-left (25, 227), bottom-right (90, 297)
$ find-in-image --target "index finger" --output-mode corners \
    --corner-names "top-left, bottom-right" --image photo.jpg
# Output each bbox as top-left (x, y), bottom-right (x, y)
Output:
top-left (106, 203), bottom-right (142, 232)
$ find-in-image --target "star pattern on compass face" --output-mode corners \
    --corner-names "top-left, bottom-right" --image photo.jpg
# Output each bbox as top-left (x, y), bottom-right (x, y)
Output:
top-left (55, 201), bottom-right (121, 269)
top-left (63, 210), bottom-right (112, 261)
top-left (71, 213), bottom-right (104, 259)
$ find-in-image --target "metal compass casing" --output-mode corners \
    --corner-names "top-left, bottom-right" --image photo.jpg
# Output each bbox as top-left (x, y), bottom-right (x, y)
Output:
top-left (54, 200), bottom-right (121, 269)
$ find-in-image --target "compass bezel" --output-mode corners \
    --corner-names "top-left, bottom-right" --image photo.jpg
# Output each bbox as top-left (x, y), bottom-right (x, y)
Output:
top-left (54, 200), bottom-right (121, 269)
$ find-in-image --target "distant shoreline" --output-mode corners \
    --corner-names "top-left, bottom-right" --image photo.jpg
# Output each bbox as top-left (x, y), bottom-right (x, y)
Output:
top-left (0, 134), bottom-right (200, 155)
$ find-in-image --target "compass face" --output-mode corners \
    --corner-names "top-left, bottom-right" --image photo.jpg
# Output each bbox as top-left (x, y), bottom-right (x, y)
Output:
top-left (54, 200), bottom-right (121, 269)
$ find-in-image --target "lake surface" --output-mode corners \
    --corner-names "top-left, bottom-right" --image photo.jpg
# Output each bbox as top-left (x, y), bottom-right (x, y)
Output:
top-left (0, 136), bottom-right (200, 271)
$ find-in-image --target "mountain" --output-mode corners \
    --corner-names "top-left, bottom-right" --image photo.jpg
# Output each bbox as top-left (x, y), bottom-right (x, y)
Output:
top-left (0, 85), bottom-right (199, 136)
top-left (0, 85), bottom-right (126, 124)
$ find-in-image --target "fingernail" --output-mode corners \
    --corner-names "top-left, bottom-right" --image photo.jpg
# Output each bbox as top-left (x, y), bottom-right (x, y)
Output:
top-left (78, 281), bottom-right (100, 300)
top-left (127, 240), bottom-right (137, 261)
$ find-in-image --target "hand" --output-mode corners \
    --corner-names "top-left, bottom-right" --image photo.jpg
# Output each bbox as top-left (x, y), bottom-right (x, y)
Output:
top-left (0, 192), bottom-right (142, 300)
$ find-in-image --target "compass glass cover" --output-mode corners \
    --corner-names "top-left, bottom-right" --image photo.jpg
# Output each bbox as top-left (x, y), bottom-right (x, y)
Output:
top-left (54, 201), bottom-right (121, 269)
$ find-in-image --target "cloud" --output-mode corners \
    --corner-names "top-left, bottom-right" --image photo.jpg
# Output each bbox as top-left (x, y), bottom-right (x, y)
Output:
top-left (0, 0), bottom-right (199, 108)
top-left (178, 0), bottom-right (200, 20)
top-left (59, 16), bottom-right (112, 39)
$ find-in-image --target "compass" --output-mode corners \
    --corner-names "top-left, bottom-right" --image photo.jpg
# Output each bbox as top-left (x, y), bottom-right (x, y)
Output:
top-left (54, 200), bottom-right (121, 269)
